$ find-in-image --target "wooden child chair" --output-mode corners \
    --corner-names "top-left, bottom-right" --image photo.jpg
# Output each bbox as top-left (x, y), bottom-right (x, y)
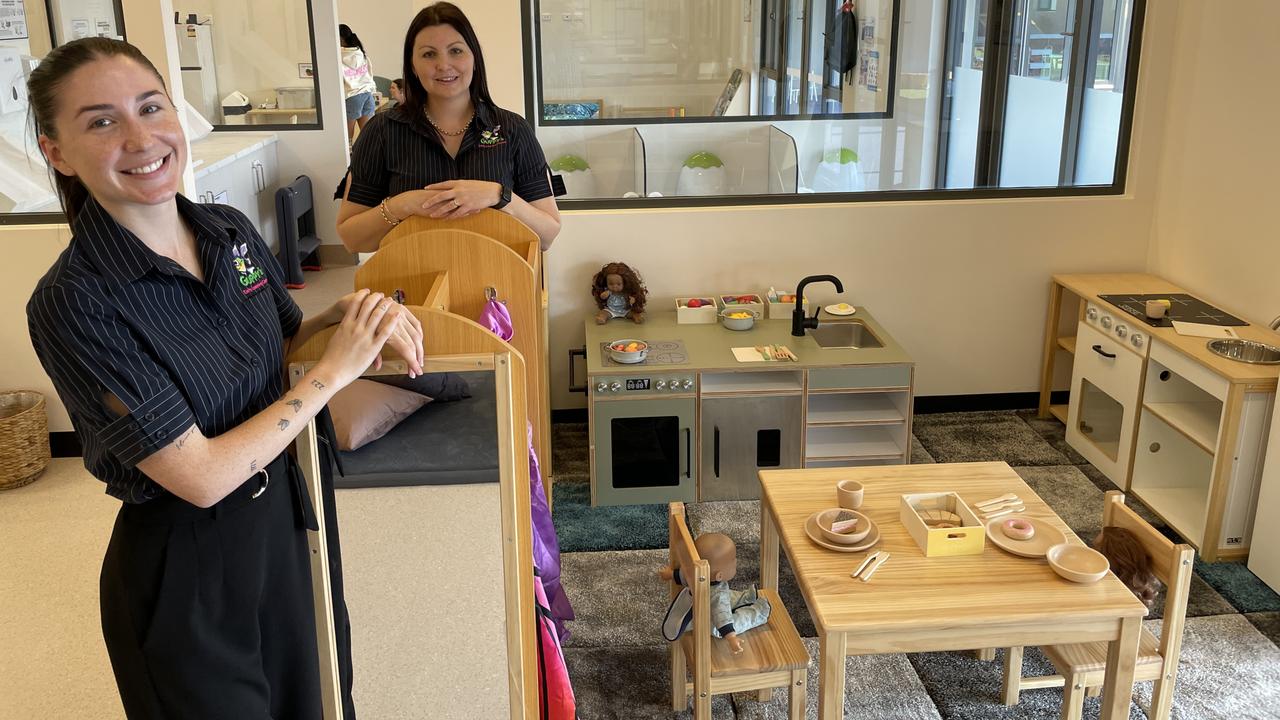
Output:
top-left (667, 502), bottom-right (809, 719)
top-left (1000, 491), bottom-right (1195, 720)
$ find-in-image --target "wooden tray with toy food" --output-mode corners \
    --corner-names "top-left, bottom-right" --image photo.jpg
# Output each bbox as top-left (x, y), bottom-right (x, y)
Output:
top-left (675, 296), bottom-right (719, 324)
top-left (719, 293), bottom-right (765, 318)
top-left (900, 492), bottom-right (985, 557)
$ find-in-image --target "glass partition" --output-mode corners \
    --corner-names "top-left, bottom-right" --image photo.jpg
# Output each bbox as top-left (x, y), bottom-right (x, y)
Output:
top-left (173, 0), bottom-right (322, 129)
top-left (529, 0), bottom-right (1146, 208)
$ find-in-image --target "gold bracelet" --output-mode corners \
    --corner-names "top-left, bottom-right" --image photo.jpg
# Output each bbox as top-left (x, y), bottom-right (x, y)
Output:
top-left (379, 198), bottom-right (402, 227)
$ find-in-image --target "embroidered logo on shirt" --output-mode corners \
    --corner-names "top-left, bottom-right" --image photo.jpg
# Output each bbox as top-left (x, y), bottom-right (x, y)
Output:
top-left (232, 243), bottom-right (268, 297)
top-left (479, 125), bottom-right (506, 147)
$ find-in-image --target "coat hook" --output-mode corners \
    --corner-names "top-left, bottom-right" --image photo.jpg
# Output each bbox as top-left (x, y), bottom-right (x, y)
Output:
top-left (485, 286), bottom-right (497, 301)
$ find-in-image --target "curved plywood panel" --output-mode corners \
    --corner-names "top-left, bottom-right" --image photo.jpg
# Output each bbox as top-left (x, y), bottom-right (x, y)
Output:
top-left (384, 210), bottom-right (539, 255)
top-left (352, 230), bottom-right (548, 480)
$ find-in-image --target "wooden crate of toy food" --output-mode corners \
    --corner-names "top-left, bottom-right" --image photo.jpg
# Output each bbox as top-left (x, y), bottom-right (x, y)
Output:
top-left (899, 492), bottom-right (985, 557)
top-left (719, 293), bottom-right (765, 318)
top-left (764, 289), bottom-right (808, 320)
top-left (675, 297), bottom-right (719, 324)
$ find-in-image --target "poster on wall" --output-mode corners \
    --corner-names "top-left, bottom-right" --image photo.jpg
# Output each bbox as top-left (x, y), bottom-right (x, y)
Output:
top-left (867, 50), bottom-right (880, 92)
top-left (71, 19), bottom-right (90, 39)
top-left (0, 0), bottom-right (28, 41)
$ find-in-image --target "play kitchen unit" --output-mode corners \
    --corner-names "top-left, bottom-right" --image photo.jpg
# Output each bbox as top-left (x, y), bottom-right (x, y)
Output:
top-left (581, 276), bottom-right (915, 506)
top-left (1039, 273), bottom-right (1280, 561)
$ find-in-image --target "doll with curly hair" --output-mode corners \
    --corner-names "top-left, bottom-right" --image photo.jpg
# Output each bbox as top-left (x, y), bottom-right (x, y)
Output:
top-left (591, 262), bottom-right (648, 324)
top-left (1093, 526), bottom-right (1162, 608)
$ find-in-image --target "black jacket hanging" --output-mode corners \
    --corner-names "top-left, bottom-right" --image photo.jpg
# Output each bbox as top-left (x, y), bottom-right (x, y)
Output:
top-left (824, 2), bottom-right (859, 84)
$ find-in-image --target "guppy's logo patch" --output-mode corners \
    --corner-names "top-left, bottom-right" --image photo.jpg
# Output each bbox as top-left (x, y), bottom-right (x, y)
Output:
top-left (479, 124), bottom-right (506, 147)
top-left (232, 243), bottom-right (267, 297)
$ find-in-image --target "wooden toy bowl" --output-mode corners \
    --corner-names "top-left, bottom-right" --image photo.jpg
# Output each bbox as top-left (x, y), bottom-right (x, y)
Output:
top-left (815, 507), bottom-right (872, 545)
top-left (1046, 543), bottom-right (1110, 584)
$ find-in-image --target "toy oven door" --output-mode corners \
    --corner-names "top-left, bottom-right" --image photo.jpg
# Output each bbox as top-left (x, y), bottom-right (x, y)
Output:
top-left (591, 396), bottom-right (696, 506)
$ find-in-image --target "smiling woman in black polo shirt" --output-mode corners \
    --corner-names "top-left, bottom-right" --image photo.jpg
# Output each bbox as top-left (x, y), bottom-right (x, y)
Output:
top-left (25, 38), bottom-right (424, 718)
top-left (337, 2), bottom-right (561, 251)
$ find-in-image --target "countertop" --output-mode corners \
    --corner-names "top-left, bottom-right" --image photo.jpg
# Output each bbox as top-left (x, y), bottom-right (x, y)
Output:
top-left (188, 131), bottom-right (277, 180)
top-left (585, 306), bottom-right (913, 375)
top-left (1054, 273), bottom-right (1280, 386)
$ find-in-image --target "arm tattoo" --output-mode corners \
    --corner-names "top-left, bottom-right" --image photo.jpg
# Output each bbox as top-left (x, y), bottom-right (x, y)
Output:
top-left (287, 398), bottom-right (303, 414)
top-left (277, 418), bottom-right (290, 431)
top-left (250, 460), bottom-right (258, 474)
top-left (311, 379), bottom-right (326, 390)
top-left (175, 427), bottom-right (195, 450)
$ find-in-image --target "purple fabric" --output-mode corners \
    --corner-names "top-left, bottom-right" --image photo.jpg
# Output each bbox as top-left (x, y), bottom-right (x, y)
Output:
top-left (478, 298), bottom-right (574, 639)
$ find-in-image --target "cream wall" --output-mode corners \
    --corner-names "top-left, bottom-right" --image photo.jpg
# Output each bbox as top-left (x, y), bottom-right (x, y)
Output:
top-left (334, 0), bottom-right (526, 114)
top-left (1146, 0), bottom-right (1280, 327)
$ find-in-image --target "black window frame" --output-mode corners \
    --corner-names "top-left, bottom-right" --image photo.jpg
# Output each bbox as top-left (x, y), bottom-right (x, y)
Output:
top-left (526, 0), bottom-right (1146, 211)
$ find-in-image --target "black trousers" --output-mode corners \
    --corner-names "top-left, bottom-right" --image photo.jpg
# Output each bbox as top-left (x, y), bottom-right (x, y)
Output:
top-left (100, 453), bottom-right (323, 719)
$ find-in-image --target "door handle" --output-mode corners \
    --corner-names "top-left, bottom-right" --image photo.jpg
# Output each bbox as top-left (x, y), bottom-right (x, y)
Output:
top-left (713, 426), bottom-right (720, 478)
top-left (1092, 344), bottom-right (1117, 359)
top-left (683, 428), bottom-right (692, 479)
top-left (567, 346), bottom-right (587, 393)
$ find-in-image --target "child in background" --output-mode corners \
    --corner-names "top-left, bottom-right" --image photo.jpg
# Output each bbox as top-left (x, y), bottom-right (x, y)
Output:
top-left (339, 24), bottom-right (377, 144)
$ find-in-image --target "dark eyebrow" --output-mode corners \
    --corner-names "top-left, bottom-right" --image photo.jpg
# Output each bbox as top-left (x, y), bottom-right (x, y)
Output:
top-left (75, 90), bottom-right (164, 117)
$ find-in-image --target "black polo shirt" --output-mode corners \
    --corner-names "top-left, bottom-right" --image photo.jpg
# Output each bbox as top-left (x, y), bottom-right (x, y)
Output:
top-left (27, 195), bottom-right (303, 503)
top-left (346, 101), bottom-right (553, 208)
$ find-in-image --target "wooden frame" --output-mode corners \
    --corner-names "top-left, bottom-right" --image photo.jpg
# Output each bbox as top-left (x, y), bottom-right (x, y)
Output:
top-left (287, 307), bottom-right (536, 720)
top-left (667, 502), bottom-right (808, 720)
top-left (1001, 491), bottom-right (1195, 720)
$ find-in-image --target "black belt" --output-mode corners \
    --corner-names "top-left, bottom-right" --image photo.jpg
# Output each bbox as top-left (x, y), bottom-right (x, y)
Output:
top-left (122, 453), bottom-right (319, 531)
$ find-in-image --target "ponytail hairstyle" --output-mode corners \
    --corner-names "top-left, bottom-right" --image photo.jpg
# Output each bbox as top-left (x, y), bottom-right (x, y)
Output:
top-left (339, 24), bottom-right (365, 54)
top-left (28, 37), bottom-right (168, 224)
top-left (400, 3), bottom-right (494, 122)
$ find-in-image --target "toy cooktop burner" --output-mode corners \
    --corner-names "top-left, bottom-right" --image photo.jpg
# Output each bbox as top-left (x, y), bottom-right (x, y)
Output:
top-left (600, 340), bottom-right (689, 366)
top-left (1099, 293), bottom-right (1248, 328)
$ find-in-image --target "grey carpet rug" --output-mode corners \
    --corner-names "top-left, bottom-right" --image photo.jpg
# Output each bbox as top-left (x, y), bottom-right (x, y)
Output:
top-left (548, 409), bottom-right (1280, 719)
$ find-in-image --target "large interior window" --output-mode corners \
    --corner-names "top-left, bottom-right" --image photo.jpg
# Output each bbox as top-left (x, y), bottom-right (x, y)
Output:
top-left (526, 0), bottom-right (1144, 205)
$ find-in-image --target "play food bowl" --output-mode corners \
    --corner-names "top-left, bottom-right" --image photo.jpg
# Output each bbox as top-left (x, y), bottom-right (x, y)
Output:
top-left (816, 508), bottom-right (872, 545)
top-left (721, 308), bottom-right (759, 331)
top-left (608, 339), bottom-right (649, 364)
top-left (1046, 543), bottom-right (1110, 584)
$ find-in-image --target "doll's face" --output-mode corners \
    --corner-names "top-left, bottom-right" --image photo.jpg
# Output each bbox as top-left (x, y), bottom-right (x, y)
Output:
top-left (606, 273), bottom-right (624, 293)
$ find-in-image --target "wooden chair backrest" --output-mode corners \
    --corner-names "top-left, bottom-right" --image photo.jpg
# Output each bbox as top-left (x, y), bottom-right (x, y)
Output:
top-left (668, 503), bottom-right (711, 687)
top-left (1102, 491), bottom-right (1194, 668)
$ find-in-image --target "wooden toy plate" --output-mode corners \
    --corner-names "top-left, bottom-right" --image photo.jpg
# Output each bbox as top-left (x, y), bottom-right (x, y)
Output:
top-left (984, 516), bottom-right (1067, 558)
top-left (805, 512), bottom-right (881, 552)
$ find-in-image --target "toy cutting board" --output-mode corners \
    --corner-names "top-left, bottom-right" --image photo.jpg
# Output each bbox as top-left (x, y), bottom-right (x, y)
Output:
top-left (731, 346), bottom-right (797, 363)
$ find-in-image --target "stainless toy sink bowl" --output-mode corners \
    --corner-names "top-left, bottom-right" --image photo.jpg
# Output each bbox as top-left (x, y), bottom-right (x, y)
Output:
top-left (809, 320), bottom-right (884, 349)
top-left (1207, 338), bottom-right (1280, 365)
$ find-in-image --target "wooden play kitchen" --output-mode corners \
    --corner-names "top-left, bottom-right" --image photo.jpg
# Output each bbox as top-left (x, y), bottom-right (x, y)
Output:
top-left (1038, 273), bottom-right (1280, 561)
top-left (582, 306), bottom-right (915, 506)
top-left (757, 462), bottom-right (1148, 720)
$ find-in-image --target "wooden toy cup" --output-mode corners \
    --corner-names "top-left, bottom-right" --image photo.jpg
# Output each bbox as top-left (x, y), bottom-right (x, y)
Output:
top-left (837, 480), bottom-right (864, 510)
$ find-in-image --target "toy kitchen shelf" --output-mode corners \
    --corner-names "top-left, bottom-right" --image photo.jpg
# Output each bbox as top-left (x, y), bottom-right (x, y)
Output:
top-left (1038, 273), bottom-right (1280, 561)
top-left (584, 308), bottom-right (914, 506)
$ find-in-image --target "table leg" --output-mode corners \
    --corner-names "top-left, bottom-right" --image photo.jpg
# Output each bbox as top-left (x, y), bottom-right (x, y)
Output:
top-left (817, 631), bottom-right (846, 720)
top-left (1038, 281), bottom-right (1065, 418)
top-left (1099, 615), bottom-right (1141, 719)
top-left (760, 504), bottom-right (779, 592)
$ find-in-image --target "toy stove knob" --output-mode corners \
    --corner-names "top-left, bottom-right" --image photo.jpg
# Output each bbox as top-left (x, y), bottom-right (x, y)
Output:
top-left (682, 379), bottom-right (694, 390)
top-left (1101, 316), bottom-right (1113, 330)
top-left (1132, 333), bottom-right (1145, 349)
top-left (1086, 306), bottom-right (1098, 321)
top-left (1115, 324), bottom-right (1128, 339)
top-left (655, 379), bottom-right (667, 390)
top-left (610, 382), bottom-right (622, 392)
top-left (595, 382), bottom-right (608, 393)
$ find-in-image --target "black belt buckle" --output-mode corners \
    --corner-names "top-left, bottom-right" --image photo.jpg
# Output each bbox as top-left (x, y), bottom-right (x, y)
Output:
top-left (250, 469), bottom-right (270, 499)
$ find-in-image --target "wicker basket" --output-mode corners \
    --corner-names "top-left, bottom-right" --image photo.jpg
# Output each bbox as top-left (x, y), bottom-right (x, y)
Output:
top-left (0, 391), bottom-right (51, 490)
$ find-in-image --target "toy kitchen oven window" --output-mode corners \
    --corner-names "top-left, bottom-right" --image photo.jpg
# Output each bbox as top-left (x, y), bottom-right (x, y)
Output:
top-left (590, 372), bottom-right (697, 506)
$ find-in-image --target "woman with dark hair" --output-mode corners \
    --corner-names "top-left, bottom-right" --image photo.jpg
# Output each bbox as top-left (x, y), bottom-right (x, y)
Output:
top-left (25, 37), bottom-right (423, 717)
top-left (337, 2), bottom-right (561, 250)
top-left (340, 23), bottom-right (378, 143)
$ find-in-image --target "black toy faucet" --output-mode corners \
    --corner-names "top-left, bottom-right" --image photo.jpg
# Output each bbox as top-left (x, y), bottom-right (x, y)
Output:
top-left (791, 275), bottom-right (845, 337)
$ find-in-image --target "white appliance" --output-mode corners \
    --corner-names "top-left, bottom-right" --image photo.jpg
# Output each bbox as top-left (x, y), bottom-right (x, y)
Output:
top-left (176, 21), bottom-right (219, 122)
top-left (1066, 302), bottom-right (1150, 486)
top-left (1248, 393), bottom-right (1280, 591)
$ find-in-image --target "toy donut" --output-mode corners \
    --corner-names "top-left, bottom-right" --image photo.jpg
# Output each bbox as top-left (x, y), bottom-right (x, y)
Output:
top-left (1002, 518), bottom-right (1035, 541)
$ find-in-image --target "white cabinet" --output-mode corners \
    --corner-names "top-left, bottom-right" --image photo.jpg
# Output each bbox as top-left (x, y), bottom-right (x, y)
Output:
top-left (1129, 341), bottom-right (1274, 559)
top-left (193, 135), bottom-right (280, 253)
top-left (1248, 397), bottom-right (1280, 591)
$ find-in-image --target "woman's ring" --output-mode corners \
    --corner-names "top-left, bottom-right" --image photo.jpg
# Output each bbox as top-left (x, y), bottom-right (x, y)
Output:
top-left (452, 200), bottom-right (459, 208)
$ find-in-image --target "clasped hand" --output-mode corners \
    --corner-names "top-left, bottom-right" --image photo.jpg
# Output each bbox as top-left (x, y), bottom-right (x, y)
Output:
top-left (322, 289), bottom-right (425, 385)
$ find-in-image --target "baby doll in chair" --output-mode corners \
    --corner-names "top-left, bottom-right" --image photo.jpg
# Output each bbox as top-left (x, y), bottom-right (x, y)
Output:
top-left (659, 532), bottom-right (770, 655)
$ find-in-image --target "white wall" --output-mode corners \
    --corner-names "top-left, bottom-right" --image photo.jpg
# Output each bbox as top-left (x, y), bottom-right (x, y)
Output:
top-left (1146, 0), bottom-right (1280, 327)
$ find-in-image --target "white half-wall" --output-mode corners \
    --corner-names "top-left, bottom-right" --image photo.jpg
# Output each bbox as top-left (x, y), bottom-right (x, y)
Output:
top-left (1147, 0), bottom-right (1280, 327)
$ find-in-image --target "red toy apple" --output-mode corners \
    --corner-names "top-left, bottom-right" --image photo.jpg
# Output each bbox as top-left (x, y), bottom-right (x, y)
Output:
top-left (687, 298), bottom-right (703, 308)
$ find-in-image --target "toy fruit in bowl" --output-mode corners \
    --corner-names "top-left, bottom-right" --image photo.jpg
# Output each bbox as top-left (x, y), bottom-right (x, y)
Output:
top-left (608, 339), bottom-right (649, 364)
top-left (720, 308), bottom-right (759, 331)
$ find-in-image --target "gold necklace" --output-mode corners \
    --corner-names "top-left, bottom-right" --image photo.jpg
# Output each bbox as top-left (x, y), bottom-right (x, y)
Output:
top-left (425, 109), bottom-right (473, 137)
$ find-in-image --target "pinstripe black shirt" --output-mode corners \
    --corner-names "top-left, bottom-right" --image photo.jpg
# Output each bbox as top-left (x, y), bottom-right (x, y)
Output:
top-left (346, 101), bottom-right (553, 207)
top-left (27, 195), bottom-right (303, 503)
